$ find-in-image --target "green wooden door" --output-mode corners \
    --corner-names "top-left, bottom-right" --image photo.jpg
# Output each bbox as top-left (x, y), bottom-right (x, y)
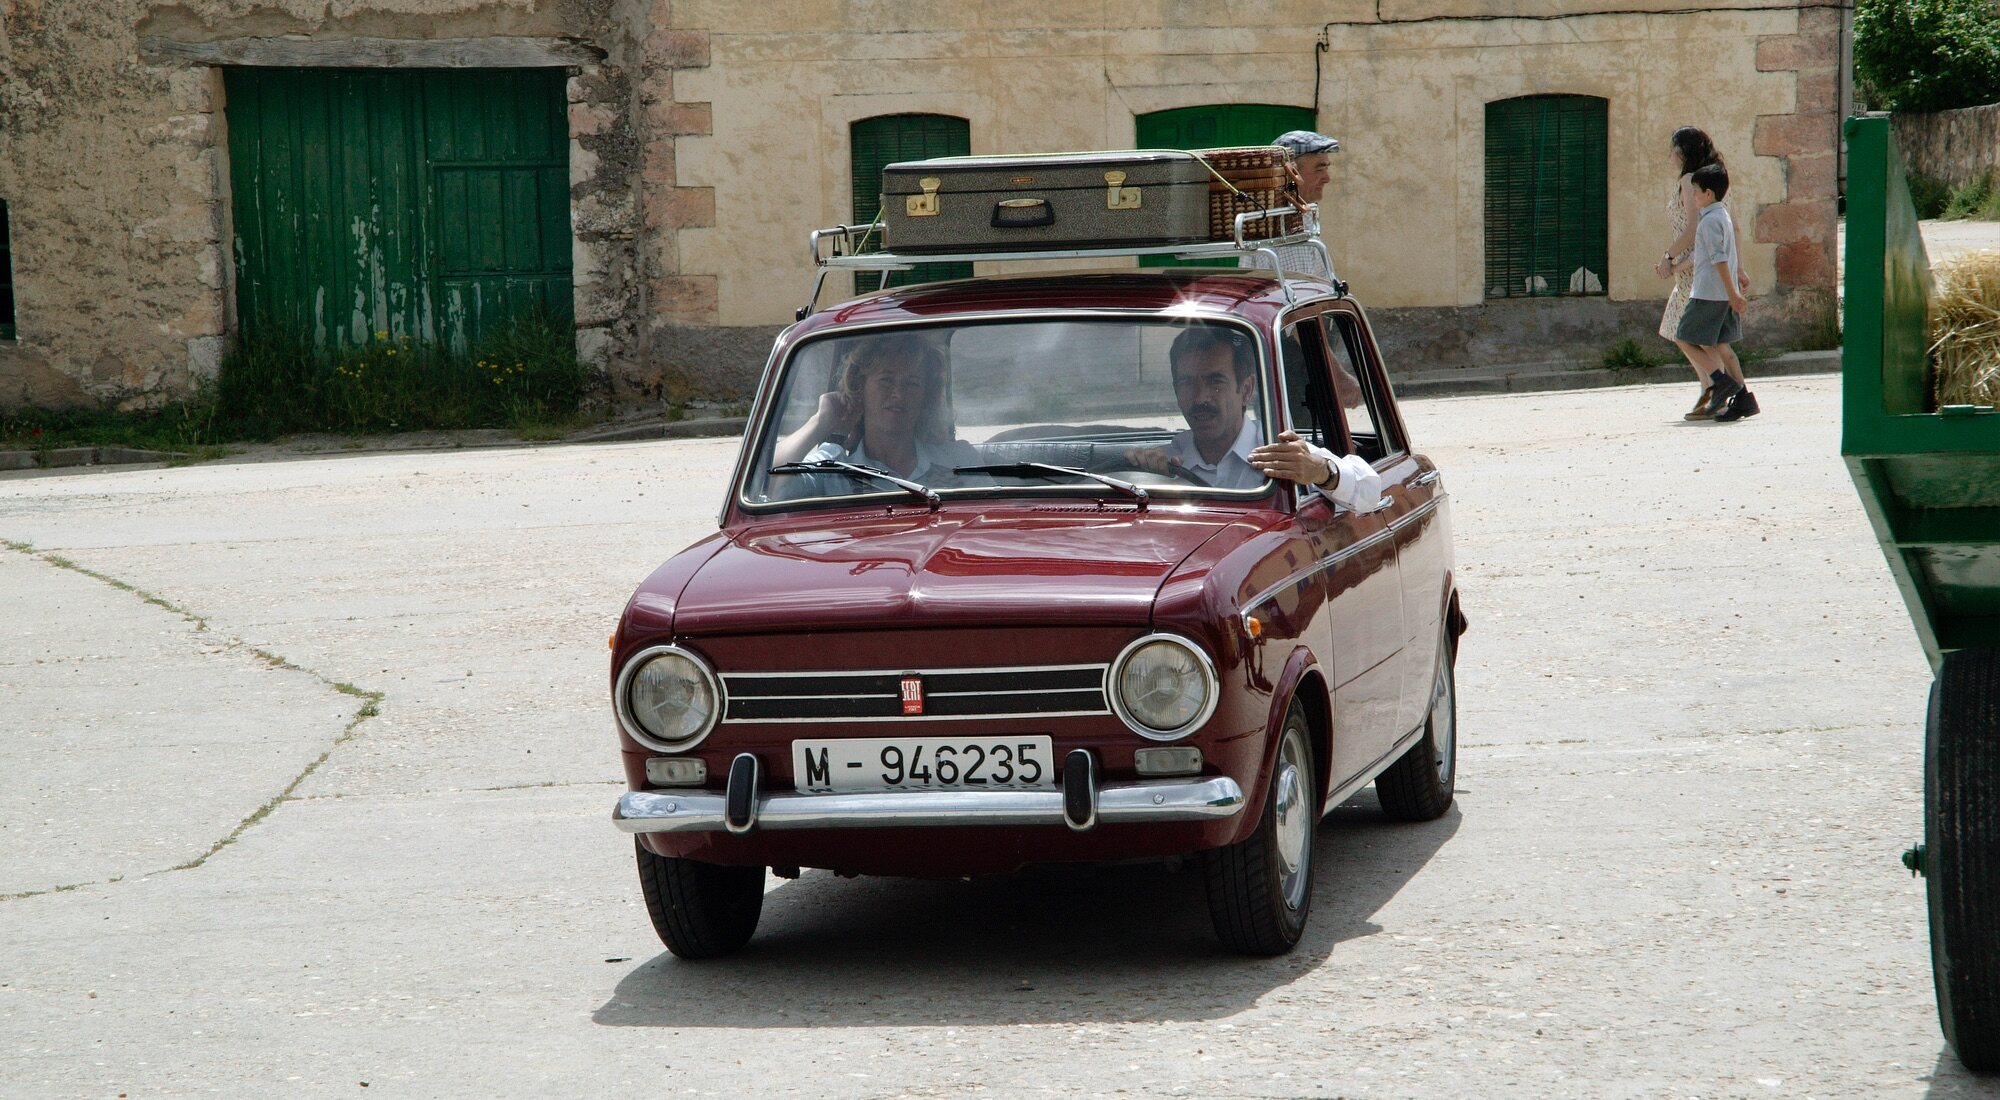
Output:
top-left (1134, 104), bottom-right (1316, 267)
top-left (851, 114), bottom-right (971, 291)
top-left (1483, 95), bottom-right (1608, 298)
top-left (226, 68), bottom-right (572, 353)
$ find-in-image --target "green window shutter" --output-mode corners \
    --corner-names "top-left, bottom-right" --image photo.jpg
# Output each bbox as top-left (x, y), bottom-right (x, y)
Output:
top-left (1484, 95), bottom-right (1607, 298)
top-left (850, 114), bottom-right (971, 292)
top-left (0, 199), bottom-right (14, 341)
top-left (1133, 103), bottom-right (1316, 268)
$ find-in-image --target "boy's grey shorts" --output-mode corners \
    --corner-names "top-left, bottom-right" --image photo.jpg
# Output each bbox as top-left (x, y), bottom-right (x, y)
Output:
top-left (1675, 297), bottom-right (1741, 346)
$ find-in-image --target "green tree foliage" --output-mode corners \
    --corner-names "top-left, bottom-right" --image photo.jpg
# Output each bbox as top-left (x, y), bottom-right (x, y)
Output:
top-left (1856, 0), bottom-right (2000, 112)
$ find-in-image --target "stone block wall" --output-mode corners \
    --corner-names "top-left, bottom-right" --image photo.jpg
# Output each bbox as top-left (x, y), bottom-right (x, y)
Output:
top-left (632, 10), bottom-right (730, 401)
top-left (1893, 102), bottom-right (2000, 189)
top-left (1749, 2), bottom-right (1843, 341)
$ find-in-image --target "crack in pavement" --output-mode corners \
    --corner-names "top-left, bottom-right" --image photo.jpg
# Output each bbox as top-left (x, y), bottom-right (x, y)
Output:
top-left (0, 538), bottom-right (385, 901)
top-left (288, 779), bottom-right (622, 802)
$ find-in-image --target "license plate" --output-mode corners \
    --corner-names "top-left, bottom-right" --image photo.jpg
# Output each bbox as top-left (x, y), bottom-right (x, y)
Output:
top-left (792, 736), bottom-right (1056, 794)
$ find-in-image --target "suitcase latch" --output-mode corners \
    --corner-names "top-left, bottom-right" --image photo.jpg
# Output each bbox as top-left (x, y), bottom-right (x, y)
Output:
top-left (906, 177), bottom-right (941, 218)
top-left (1105, 171), bottom-right (1142, 210)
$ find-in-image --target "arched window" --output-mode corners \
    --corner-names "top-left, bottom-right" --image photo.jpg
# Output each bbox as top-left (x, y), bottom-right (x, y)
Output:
top-left (1484, 95), bottom-right (1608, 298)
top-left (850, 114), bottom-right (970, 291)
top-left (1135, 104), bottom-right (1317, 268)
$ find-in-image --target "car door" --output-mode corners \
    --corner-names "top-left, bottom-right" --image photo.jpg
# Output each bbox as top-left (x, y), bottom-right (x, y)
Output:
top-left (1278, 311), bottom-right (1406, 793)
top-left (1324, 306), bottom-right (1446, 738)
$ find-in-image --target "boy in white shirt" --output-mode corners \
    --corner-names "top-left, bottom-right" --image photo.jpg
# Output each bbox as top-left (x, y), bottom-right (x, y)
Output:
top-left (1676, 162), bottom-right (1758, 422)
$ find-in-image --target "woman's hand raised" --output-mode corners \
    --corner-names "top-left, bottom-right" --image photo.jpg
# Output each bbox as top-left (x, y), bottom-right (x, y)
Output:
top-left (813, 390), bottom-right (861, 438)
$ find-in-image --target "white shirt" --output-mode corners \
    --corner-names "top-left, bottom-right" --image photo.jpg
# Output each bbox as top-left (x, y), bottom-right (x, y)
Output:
top-left (1165, 417), bottom-right (1267, 490)
top-left (1313, 449), bottom-right (1385, 514)
top-left (1163, 416), bottom-right (1384, 513)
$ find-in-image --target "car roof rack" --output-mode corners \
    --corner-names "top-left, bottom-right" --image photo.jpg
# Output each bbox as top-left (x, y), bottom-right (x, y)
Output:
top-left (798, 204), bottom-right (1344, 319)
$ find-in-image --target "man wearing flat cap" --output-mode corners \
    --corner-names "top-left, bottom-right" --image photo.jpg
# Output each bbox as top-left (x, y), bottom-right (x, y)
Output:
top-left (1246, 129), bottom-right (1339, 278)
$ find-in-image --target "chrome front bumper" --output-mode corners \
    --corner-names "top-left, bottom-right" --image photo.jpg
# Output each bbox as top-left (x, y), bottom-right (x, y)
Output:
top-left (613, 776), bottom-right (1246, 835)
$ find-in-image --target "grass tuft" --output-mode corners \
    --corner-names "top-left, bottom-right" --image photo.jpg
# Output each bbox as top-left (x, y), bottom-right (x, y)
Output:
top-left (1602, 338), bottom-right (1673, 370)
top-left (1940, 173), bottom-right (2000, 222)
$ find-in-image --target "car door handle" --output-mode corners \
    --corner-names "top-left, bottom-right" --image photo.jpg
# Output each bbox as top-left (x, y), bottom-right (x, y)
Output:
top-left (1412, 470), bottom-right (1440, 487)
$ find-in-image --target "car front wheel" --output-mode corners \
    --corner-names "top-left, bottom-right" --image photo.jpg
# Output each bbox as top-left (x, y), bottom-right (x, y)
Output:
top-left (635, 838), bottom-right (765, 959)
top-left (1204, 702), bottom-right (1316, 955)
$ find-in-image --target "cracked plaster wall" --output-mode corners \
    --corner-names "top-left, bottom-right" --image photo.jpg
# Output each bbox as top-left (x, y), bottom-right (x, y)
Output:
top-left (0, 0), bottom-right (653, 409)
top-left (0, 1), bottom-right (1842, 410)
top-left (666, 2), bottom-right (1842, 392)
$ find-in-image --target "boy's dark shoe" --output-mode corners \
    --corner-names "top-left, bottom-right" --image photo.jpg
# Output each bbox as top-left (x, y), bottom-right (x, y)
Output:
top-left (1715, 389), bottom-right (1760, 422)
top-left (1705, 370), bottom-right (1743, 416)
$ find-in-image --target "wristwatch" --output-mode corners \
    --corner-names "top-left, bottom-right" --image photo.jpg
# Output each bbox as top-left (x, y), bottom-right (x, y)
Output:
top-left (1316, 460), bottom-right (1340, 490)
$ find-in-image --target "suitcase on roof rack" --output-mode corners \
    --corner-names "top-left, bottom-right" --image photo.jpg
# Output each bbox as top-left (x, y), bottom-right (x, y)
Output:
top-left (881, 151), bottom-right (1213, 254)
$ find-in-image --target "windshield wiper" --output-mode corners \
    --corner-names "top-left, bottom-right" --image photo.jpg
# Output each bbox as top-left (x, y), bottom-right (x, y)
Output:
top-left (769, 460), bottom-right (941, 510)
top-left (954, 462), bottom-right (1149, 509)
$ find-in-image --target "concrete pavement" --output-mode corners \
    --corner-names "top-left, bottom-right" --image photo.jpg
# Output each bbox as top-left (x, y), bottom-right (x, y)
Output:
top-left (0, 377), bottom-right (1986, 1098)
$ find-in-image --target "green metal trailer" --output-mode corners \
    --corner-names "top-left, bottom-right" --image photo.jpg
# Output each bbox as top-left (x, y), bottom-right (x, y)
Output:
top-left (1842, 114), bottom-right (2000, 1071)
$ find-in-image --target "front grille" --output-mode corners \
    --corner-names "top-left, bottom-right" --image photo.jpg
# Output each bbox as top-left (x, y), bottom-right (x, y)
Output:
top-left (720, 664), bottom-right (1110, 723)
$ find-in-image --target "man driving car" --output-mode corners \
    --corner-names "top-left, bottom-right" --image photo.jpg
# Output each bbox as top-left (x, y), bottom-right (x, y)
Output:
top-left (1125, 327), bottom-right (1381, 511)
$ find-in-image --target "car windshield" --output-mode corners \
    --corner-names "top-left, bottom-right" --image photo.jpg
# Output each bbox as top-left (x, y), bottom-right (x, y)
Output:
top-left (742, 318), bottom-right (1274, 507)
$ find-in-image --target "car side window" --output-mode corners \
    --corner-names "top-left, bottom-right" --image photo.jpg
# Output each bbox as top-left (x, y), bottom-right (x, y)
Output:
top-left (1320, 314), bottom-right (1403, 462)
top-left (1279, 318), bottom-right (1342, 452)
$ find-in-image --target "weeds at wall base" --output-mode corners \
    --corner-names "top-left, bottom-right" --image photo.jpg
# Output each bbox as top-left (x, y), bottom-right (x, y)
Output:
top-left (217, 312), bottom-right (588, 439)
top-left (1, 313), bottom-right (594, 452)
top-left (1910, 170), bottom-right (2000, 223)
top-left (1602, 338), bottom-right (1676, 370)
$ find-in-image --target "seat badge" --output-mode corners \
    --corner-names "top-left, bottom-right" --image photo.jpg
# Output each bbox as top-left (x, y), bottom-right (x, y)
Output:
top-left (900, 675), bottom-right (925, 716)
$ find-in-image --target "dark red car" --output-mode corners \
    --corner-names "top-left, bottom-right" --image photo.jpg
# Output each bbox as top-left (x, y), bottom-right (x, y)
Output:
top-left (612, 267), bottom-right (1464, 957)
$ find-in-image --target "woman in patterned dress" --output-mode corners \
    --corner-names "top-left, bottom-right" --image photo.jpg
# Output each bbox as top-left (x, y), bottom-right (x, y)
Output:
top-left (1655, 127), bottom-right (1747, 420)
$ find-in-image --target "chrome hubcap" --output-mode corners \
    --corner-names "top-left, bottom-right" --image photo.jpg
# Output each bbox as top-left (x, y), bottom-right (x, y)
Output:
top-left (1272, 729), bottom-right (1312, 911)
top-left (1431, 651), bottom-right (1456, 785)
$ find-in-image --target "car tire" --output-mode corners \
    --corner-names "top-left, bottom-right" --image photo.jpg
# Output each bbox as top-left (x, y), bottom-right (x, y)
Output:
top-left (635, 838), bottom-right (765, 960)
top-left (1376, 635), bottom-right (1457, 822)
top-left (1204, 702), bottom-right (1316, 956)
top-left (1927, 650), bottom-right (2000, 1071)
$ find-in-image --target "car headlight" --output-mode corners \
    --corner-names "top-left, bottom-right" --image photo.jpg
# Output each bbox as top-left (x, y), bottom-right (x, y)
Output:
top-left (1109, 634), bottom-right (1218, 740)
top-left (617, 645), bottom-right (722, 751)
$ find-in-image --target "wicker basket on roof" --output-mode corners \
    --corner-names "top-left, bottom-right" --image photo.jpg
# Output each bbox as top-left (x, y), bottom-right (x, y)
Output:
top-left (1194, 146), bottom-right (1305, 240)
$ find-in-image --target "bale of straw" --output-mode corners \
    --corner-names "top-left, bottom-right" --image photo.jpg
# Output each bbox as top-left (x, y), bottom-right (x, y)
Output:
top-left (1931, 250), bottom-right (2000, 408)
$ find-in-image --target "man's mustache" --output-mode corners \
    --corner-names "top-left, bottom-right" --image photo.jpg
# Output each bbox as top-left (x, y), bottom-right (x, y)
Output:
top-left (1189, 403), bottom-right (1220, 418)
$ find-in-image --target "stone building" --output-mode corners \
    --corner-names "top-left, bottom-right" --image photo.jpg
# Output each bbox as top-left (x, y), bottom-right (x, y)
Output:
top-left (0, 1), bottom-right (1844, 411)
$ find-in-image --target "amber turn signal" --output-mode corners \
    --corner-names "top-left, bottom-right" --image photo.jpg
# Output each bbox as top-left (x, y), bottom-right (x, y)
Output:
top-left (1244, 616), bottom-right (1263, 639)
